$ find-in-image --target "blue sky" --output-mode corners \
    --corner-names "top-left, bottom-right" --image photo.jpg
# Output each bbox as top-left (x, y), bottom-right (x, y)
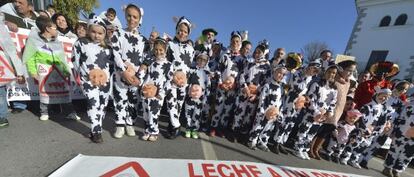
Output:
top-left (94, 0), bottom-right (357, 55)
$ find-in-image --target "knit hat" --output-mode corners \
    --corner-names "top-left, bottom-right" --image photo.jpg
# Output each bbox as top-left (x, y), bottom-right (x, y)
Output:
top-left (256, 39), bottom-right (270, 58)
top-left (347, 109), bottom-right (363, 118)
top-left (308, 59), bottom-right (322, 68)
top-left (374, 86), bottom-right (392, 96)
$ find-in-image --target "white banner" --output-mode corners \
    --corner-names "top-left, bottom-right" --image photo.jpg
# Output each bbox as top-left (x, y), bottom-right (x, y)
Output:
top-left (49, 154), bottom-right (368, 177)
top-left (0, 27), bottom-right (84, 101)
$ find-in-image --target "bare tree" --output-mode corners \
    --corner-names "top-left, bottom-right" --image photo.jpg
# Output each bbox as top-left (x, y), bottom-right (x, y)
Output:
top-left (300, 41), bottom-right (330, 62)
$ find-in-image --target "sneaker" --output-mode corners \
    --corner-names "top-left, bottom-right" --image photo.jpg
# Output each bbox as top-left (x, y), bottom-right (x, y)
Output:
top-left (141, 133), bottom-right (150, 141)
top-left (382, 167), bottom-right (394, 177)
top-left (339, 159), bottom-right (347, 165)
top-left (148, 135), bottom-right (158, 142)
top-left (90, 133), bottom-right (103, 143)
top-left (0, 119), bottom-right (9, 128)
top-left (39, 115), bottom-right (49, 121)
top-left (247, 141), bottom-right (257, 150)
top-left (11, 108), bottom-right (24, 114)
top-left (303, 152), bottom-right (311, 160)
top-left (191, 131), bottom-right (199, 139)
top-left (125, 126), bottom-right (136, 137)
top-left (294, 151), bottom-right (307, 160)
top-left (66, 113), bottom-right (81, 121)
top-left (209, 129), bottom-right (216, 137)
top-left (113, 127), bottom-right (125, 139)
top-left (167, 128), bottom-right (180, 139)
top-left (359, 160), bottom-right (369, 169)
top-left (279, 144), bottom-right (289, 155)
top-left (257, 144), bottom-right (270, 152)
top-left (185, 130), bottom-right (191, 138)
top-left (392, 170), bottom-right (400, 177)
top-left (349, 161), bottom-right (361, 169)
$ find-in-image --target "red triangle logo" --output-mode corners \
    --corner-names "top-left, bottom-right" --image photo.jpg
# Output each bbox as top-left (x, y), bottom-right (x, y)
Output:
top-left (100, 162), bottom-right (150, 177)
top-left (39, 64), bottom-right (70, 95)
top-left (0, 51), bottom-right (16, 83)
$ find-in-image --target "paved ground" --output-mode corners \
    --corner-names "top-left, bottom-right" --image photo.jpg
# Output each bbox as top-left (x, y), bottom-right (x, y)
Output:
top-left (1, 105), bottom-right (414, 177)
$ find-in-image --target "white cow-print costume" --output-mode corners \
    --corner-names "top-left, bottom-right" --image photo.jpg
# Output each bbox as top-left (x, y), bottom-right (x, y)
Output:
top-left (72, 38), bottom-right (114, 134)
top-left (294, 79), bottom-right (337, 154)
top-left (248, 79), bottom-right (284, 149)
top-left (111, 28), bottom-right (147, 127)
top-left (232, 58), bottom-right (271, 134)
top-left (140, 58), bottom-right (173, 135)
top-left (326, 120), bottom-right (357, 160)
top-left (384, 100), bottom-right (414, 173)
top-left (185, 65), bottom-right (211, 131)
top-left (275, 68), bottom-right (314, 144)
top-left (210, 49), bottom-right (240, 131)
top-left (339, 99), bottom-right (391, 165)
top-left (359, 95), bottom-right (406, 166)
top-left (165, 37), bottom-right (195, 130)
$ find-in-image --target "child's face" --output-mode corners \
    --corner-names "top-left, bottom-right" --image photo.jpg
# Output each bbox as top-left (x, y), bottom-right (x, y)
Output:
top-left (106, 13), bottom-right (115, 21)
top-left (125, 7), bottom-right (141, 29)
top-left (47, 24), bottom-right (58, 38)
top-left (56, 16), bottom-right (68, 30)
top-left (76, 26), bottom-right (87, 38)
top-left (88, 25), bottom-right (106, 44)
top-left (306, 66), bottom-right (320, 76)
top-left (376, 93), bottom-right (390, 104)
top-left (324, 68), bottom-right (337, 82)
top-left (154, 43), bottom-right (166, 59)
top-left (394, 84), bottom-right (410, 96)
top-left (196, 57), bottom-right (208, 68)
top-left (240, 44), bottom-right (252, 57)
top-left (253, 48), bottom-right (264, 60)
top-left (176, 23), bottom-right (189, 42)
top-left (273, 68), bottom-right (286, 82)
top-left (345, 115), bottom-right (359, 125)
top-left (230, 37), bottom-right (241, 52)
top-left (344, 100), bottom-right (354, 111)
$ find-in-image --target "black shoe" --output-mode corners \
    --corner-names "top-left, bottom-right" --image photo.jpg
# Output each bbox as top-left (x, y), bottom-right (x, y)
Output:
top-left (272, 144), bottom-right (280, 154)
top-left (228, 132), bottom-right (238, 143)
top-left (90, 133), bottom-right (103, 143)
top-left (331, 156), bottom-right (340, 163)
top-left (359, 160), bottom-right (369, 169)
top-left (11, 108), bottom-right (24, 114)
top-left (167, 128), bottom-right (180, 139)
top-left (279, 144), bottom-right (289, 155)
top-left (0, 119), bottom-right (9, 128)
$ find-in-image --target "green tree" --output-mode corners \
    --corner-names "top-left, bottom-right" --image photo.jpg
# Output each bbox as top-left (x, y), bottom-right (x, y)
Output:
top-left (53, 0), bottom-right (99, 25)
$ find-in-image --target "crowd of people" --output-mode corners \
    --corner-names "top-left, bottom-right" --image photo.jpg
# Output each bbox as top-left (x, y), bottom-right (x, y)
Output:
top-left (0, 1), bottom-right (413, 177)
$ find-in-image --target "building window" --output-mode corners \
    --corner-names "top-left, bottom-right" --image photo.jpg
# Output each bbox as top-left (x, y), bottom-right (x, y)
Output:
top-left (395, 14), bottom-right (408, 26)
top-left (379, 16), bottom-right (391, 27)
top-left (364, 50), bottom-right (388, 71)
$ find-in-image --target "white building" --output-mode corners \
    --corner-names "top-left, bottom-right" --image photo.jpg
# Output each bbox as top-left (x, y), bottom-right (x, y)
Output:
top-left (345, 0), bottom-right (414, 81)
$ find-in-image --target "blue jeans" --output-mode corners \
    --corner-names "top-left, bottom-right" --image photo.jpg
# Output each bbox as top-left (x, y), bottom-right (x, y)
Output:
top-left (12, 101), bottom-right (27, 110)
top-left (0, 86), bottom-right (8, 119)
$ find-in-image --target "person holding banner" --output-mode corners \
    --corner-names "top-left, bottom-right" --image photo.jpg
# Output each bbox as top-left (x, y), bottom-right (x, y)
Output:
top-left (111, 4), bottom-right (147, 139)
top-left (23, 16), bottom-right (79, 121)
top-left (72, 14), bottom-right (114, 143)
top-left (0, 12), bottom-right (27, 128)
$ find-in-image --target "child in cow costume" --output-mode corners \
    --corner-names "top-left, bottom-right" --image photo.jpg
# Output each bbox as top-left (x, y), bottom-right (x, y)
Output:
top-left (247, 65), bottom-right (287, 151)
top-left (184, 52), bottom-right (211, 139)
top-left (111, 4), bottom-right (147, 139)
top-left (140, 38), bottom-right (173, 142)
top-left (383, 96), bottom-right (414, 177)
top-left (165, 16), bottom-right (195, 139)
top-left (293, 65), bottom-right (338, 160)
top-left (230, 41), bottom-right (271, 142)
top-left (72, 14), bottom-right (114, 143)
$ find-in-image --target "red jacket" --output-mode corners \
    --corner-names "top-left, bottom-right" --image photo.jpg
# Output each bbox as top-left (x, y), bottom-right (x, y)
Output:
top-left (354, 79), bottom-right (392, 109)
